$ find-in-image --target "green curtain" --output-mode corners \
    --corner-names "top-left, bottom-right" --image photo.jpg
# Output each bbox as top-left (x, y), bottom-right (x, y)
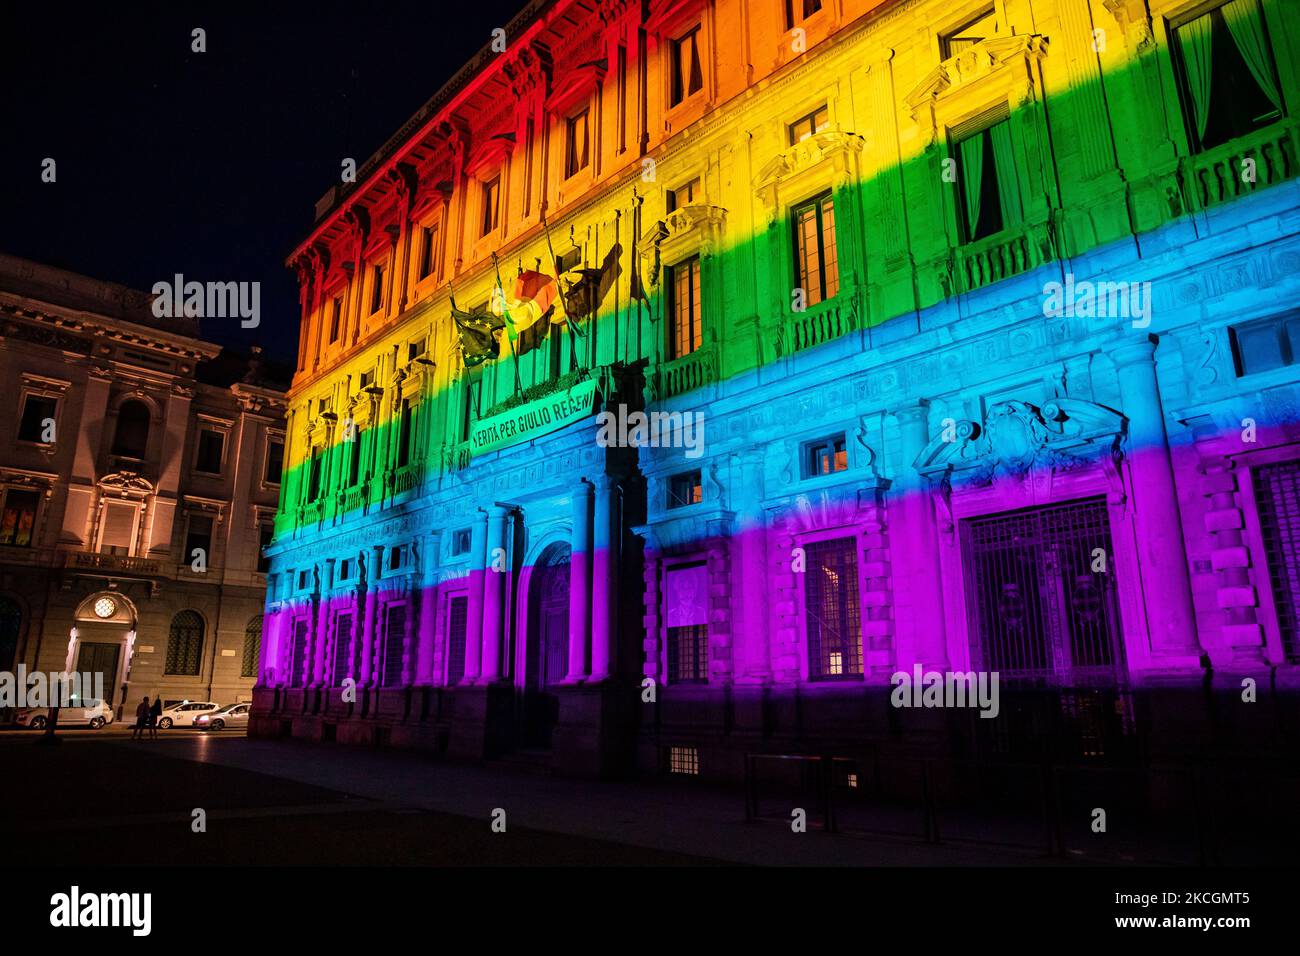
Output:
top-left (1222, 0), bottom-right (1283, 113)
top-left (958, 133), bottom-right (985, 236)
top-left (1178, 13), bottom-right (1215, 139)
top-left (989, 120), bottom-right (1023, 226)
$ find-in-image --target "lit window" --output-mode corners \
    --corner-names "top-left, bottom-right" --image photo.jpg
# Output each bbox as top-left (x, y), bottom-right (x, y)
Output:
top-left (94, 597), bottom-right (117, 618)
top-left (1171, 0), bottom-right (1283, 154)
top-left (667, 624), bottom-right (708, 683)
top-left (0, 491), bottom-right (39, 549)
top-left (792, 192), bottom-right (839, 306)
top-left (668, 471), bottom-right (703, 509)
top-left (788, 105), bottom-right (829, 145)
top-left (805, 536), bottom-right (862, 679)
top-left (804, 434), bottom-right (848, 478)
top-left (667, 256), bottom-right (702, 360)
top-left (941, 7), bottom-right (997, 58)
top-left (667, 177), bottom-right (701, 212)
top-left (565, 109), bottom-right (590, 178)
top-left (670, 24), bottom-right (704, 107)
top-left (668, 746), bottom-right (700, 775)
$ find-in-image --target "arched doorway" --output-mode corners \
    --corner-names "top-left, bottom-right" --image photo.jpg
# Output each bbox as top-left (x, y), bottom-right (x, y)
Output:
top-left (72, 591), bottom-right (137, 709)
top-left (523, 543), bottom-right (570, 748)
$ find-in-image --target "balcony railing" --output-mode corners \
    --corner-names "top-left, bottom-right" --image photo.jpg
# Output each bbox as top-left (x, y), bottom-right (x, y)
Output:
top-left (394, 463), bottom-right (424, 496)
top-left (953, 226), bottom-right (1039, 294)
top-left (1184, 119), bottom-right (1297, 213)
top-left (787, 297), bottom-right (858, 354)
top-left (64, 551), bottom-right (160, 576)
top-left (653, 346), bottom-right (715, 400)
top-left (342, 482), bottom-right (368, 516)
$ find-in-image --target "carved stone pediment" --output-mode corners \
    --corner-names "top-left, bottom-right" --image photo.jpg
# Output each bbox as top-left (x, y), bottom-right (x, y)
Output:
top-left (905, 36), bottom-right (1048, 117)
top-left (754, 131), bottom-right (865, 210)
top-left (99, 471), bottom-right (153, 495)
top-left (641, 204), bottom-right (728, 262)
top-left (915, 398), bottom-right (1126, 487)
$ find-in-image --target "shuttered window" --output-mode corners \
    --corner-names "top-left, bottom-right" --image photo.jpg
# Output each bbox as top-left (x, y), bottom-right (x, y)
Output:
top-left (381, 603), bottom-right (407, 687)
top-left (241, 616), bottom-right (262, 678)
top-left (99, 501), bottom-right (137, 555)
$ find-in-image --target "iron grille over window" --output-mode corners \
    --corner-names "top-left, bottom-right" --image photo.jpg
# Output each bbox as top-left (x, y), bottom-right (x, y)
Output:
top-left (668, 745), bottom-right (700, 775)
top-left (288, 619), bottom-right (309, 687)
top-left (792, 192), bottom-right (839, 306)
top-left (805, 536), bottom-right (862, 678)
top-left (1254, 459), bottom-right (1300, 661)
top-left (961, 498), bottom-right (1122, 680)
top-left (165, 610), bottom-right (205, 676)
top-left (667, 624), bottom-right (708, 683)
top-left (332, 612), bottom-right (355, 686)
top-left (446, 596), bottom-right (468, 684)
top-left (241, 616), bottom-right (262, 678)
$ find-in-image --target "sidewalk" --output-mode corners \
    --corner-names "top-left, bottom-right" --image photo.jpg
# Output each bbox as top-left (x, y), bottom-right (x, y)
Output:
top-left (142, 735), bottom-right (1062, 866)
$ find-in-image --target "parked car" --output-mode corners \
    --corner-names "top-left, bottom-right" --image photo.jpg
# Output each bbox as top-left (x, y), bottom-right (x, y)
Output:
top-left (157, 701), bottom-right (220, 728)
top-left (15, 699), bottom-right (116, 730)
top-left (194, 703), bottom-right (251, 730)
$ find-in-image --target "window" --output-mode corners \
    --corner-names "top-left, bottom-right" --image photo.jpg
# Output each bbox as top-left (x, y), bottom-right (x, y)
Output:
top-left (792, 192), bottom-right (839, 306)
top-left (667, 624), bottom-right (708, 683)
top-left (804, 434), bottom-right (848, 478)
top-left (565, 109), bottom-right (590, 178)
top-left (668, 471), bottom-right (703, 509)
top-left (184, 515), bottom-right (213, 565)
top-left (0, 490), bottom-right (39, 548)
top-left (332, 611), bottom-right (355, 686)
top-left (381, 603), bottom-right (407, 687)
top-left (195, 429), bottom-right (225, 475)
top-left (1230, 313), bottom-right (1300, 375)
top-left (370, 262), bottom-right (387, 314)
top-left (241, 616), bottom-right (262, 678)
top-left (347, 429), bottom-right (364, 487)
top-left (328, 295), bottom-right (342, 343)
top-left (941, 6), bottom-right (997, 58)
top-left (18, 395), bottom-right (56, 444)
top-left (788, 105), bottom-right (829, 145)
top-left (165, 610), bottom-right (205, 676)
top-left (388, 545), bottom-right (409, 572)
top-left (1172, 0), bottom-right (1284, 154)
top-left (338, 558), bottom-right (352, 581)
top-left (359, 369), bottom-right (376, 390)
top-left (451, 528), bottom-right (472, 556)
top-left (257, 523), bottom-right (273, 573)
top-left (668, 745), bottom-right (700, 775)
top-left (297, 569), bottom-right (311, 590)
top-left (481, 176), bottom-right (501, 236)
top-left (111, 400), bottom-right (151, 458)
top-left (98, 500), bottom-right (137, 555)
top-left (408, 337), bottom-right (427, 362)
top-left (446, 595), bottom-right (468, 684)
top-left (462, 378), bottom-right (482, 442)
top-left (307, 448), bottom-right (323, 501)
top-left (418, 223), bottom-right (439, 280)
top-left (670, 24), bottom-right (704, 107)
top-left (667, 177), bottom-right (701, 212)
top-left (556, 248), bottom-right (582, 274)
top-left (1253, 459), bottom-right (1300, 661)
top-left (805, 537), bottom-right (862, 679)
top-left (264, 439), bottom-right (284, 485)
top-left (396, 399), bottom-right (413, 468)
top-left (952, 116), bottom-right (1022, 243)
top-left (784, 0), bottom-right (822, 30)
top-left (667, 257), bottom-right (703, 360)
top-left (288, 619), bottom-right (309, 687)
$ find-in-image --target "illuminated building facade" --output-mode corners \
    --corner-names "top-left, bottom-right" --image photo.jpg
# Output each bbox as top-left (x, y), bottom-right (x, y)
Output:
top-left (0, 254), bottom-right (288, 718)
top-left (257, 0), bottom-right (1300, 778)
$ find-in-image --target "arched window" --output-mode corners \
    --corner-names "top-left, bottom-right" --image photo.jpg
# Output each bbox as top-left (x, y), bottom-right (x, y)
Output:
top-left (112, 400), bottom-right (151, 458)
top-left (242, 616), bottom-right (263, 678)
top-left (0, 596), bottom-right (21, 672)
top-left (164, 610), bottom-right (204, 676)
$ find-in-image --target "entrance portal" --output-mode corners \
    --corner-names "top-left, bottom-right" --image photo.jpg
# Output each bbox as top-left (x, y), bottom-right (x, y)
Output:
top-left (75, 642), bottom-right (121, 707)
top-left (523, 544), bottom-right (570, 748)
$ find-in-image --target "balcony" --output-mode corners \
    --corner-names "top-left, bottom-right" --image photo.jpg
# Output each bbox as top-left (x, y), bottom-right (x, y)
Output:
top-left (951, 223), bottom-right (1046, 295)
top-left (63, 550), bottom-right (160, 576)
top-left (393, 463), bottom-right (424, 496)
top-left (652, 346), bottom-right (715, 401)
top-left (785, 297), bottom-right (858, 355)
top-left (1183, 119), bottom-right (1297, 213)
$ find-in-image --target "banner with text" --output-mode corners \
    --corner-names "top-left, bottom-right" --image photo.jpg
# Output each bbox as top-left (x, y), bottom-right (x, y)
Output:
top-left (469, 379), bottom-right (599, 457)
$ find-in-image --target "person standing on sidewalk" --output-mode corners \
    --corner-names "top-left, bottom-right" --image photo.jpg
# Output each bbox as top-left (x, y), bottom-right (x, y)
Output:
top-left (147, 696), bottom-right (162, 740)
top-left (132, 696), bottom-right (150, 740)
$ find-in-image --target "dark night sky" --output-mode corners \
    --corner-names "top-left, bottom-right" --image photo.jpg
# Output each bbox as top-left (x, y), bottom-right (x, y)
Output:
top-left (1, 0), bottom-right (528, 364)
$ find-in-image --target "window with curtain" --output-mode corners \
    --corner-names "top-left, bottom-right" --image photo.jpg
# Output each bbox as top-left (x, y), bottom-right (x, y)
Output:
top-left (1173, 0), bottom-right (1284, 153)
top-left (418, 223), bottom-right (439, 280)
top-left (481, 176), bottom-right (501, 235)
top-left (668, 256), bottom-right (702, 359)
top-left (111, 400), bottom-right (151, 458)
top-left (328, 295), bottom-right (342, 342)
top-left (0, 490), bottom-right (39, 548)
top-left (565, 108), bottom-right (590, 178)
top-left (165, 610), bottom-right (205, 676)
top-left (792, 192), bottom-right (839, 306)
top-left (670, 24), bottom-right (704, 107)
top-left (953, 116), bottom-right (1022, 243)
top-left (242, 616), bottom-right (262, 678)
top-left (805, 536), bottom-right (862, 679)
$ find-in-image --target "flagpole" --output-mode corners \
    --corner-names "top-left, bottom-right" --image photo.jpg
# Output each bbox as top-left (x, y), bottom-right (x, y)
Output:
top-left (590, 222), bottom-right (598, 371)
top-left (613, 207), bottom-right (621, 370)
top-left (542, 210), bottom-right (581, 374)
top-left (492, 252), bottom-right (524, 398)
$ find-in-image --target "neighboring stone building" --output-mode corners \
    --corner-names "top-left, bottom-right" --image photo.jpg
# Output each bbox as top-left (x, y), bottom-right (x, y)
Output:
top-left (0, 253), bottom-right (289, 718)
top-left (256, 0), bottom-right (1300, 779)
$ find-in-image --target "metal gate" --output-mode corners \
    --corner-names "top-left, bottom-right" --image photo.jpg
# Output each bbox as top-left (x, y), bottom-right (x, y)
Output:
top-left (962, 498), bottom-right (1123, 682)
top-left (1253, 459), bottom-right (1300, 661)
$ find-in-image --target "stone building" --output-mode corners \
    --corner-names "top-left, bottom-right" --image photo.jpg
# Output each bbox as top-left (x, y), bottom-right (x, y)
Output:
top-left (256, 0), bottom-right (1300, 779)
top-left (0, 253), bottom-right (288, 718)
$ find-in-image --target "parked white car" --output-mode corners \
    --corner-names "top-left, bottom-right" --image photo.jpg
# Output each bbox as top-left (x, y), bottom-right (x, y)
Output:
top-left (15, 698), bottom-right (116, 730)
top-left (157, 701), bottom-right (220, 728)
top-left (194, 702), bottom-right (251, 730)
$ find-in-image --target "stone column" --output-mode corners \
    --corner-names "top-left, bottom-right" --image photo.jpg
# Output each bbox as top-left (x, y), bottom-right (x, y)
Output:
top-left (415, 537), bottom-right (439, 683)
top-left (735, 454), bottom-right (771, 683)
top-left (893, 401), bottom-right (949, 671)
top-left (589, 475), bottom-right (618, 682)
top-left (463, 510), bottom-right (488, 682)
top-left (360, 546), bottom-right (382, 684)
top-left (312, 561), bottom-right (332, 684)
top-left (1112, 336), bottom-right (1201, 664)
top-left (480, 505), bottom-right (510, 682)
top-left (566, 479), bottom-right (593, 682)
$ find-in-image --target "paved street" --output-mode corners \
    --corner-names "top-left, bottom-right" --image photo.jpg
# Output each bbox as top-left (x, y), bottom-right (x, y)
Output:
top-left (0, 729), bottom-right (1074, 866)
